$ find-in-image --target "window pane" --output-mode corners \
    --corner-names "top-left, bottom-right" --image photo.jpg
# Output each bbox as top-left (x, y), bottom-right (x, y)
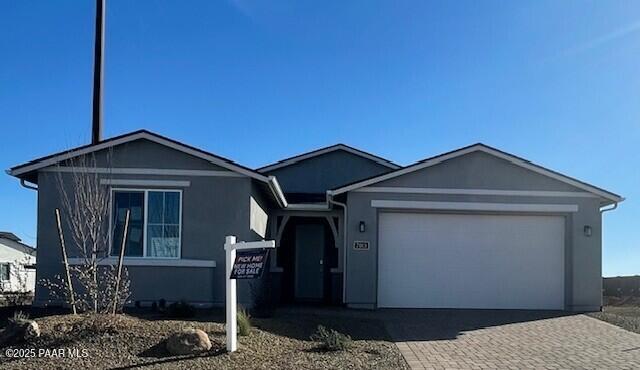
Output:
top-left (114, 192), bottom-right (128, 222)
top-left (0, 264), bottom-right (9, 281)
top-left (126, 223), bottom-right (144, 257)
top-left (130, 198), bottom-right (144, 222)
top-left (147, 225), bottom-right (178, 257)
top-left (146, 225), bottom-right (163, 256)
top-left (111, 223), bottom-right (124, 255)
top-left (111, 191), bottom-right (144, 257)
top-left (148, 192), bottom-right (163, 224)
top-left (164, 192), bottom-right (180, 224)
top-left (163, 225), bottom-right (180, 257)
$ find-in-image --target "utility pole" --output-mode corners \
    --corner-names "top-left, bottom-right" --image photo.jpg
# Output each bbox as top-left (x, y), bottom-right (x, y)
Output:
top-left (91, 0), bottom-right (105, 144)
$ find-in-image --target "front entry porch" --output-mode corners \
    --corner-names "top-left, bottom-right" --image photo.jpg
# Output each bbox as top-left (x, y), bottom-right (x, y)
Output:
top-left (269, 211), bottom-right (344, 305)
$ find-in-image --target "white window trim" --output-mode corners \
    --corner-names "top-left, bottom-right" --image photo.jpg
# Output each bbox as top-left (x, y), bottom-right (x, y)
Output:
top-left (110, 188), bottom-right (183, 260)
top-left (101, 179), bottom-right (190, 187)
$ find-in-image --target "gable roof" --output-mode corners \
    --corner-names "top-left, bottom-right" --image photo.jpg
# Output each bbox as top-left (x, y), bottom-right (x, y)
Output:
top-left (7, 130), bottom-right (287, 207)
top-left (0, 232), bottom-right (21, 242)
top-left (257, 143), bottom-right (401, 173)
top-left (0, 233), bottom-right (36, 255)
top-left (329, 143), bottom-right (624, 204)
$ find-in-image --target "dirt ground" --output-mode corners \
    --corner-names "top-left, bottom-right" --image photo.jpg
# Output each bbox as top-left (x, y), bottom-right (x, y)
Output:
top-left (0, 308), bottom-right (408, 370)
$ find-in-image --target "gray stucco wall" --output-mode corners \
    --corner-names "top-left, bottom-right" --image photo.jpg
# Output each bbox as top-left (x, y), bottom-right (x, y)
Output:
top-left (63, 139), bottom-right (230, 171)
top-left (33, 139), bottom-right (271, 307)
top-left (264, 150), bottom-right (393, 195)
top-left (343, 151), bottom-right (604, 311)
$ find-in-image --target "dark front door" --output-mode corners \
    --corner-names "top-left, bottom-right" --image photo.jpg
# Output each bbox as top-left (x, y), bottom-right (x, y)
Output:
top-left (294, 224), bottom-right (324, 301)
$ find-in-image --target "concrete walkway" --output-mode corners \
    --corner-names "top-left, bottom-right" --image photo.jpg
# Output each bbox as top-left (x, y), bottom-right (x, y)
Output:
top-left (381, 309), bottom-right (640, 370)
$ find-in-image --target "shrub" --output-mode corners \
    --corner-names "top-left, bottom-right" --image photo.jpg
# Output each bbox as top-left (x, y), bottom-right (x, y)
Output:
top-left (73, 314), bottom-right (134, 336)
top-left (166, 300), bottom-right (196, 318)
top-left (310, 325), bottom-right (352, 351)
top-left (237, 309), bottom-right (252, 336)
top-left (9, 310), bottom-right (30, 325)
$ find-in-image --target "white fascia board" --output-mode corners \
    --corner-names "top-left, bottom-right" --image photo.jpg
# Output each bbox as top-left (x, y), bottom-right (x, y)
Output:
top-left (258, 144), bottom-right (400, 172)
top-left (355, 187), bottom-right (599, 198)
top-left (370, 200), bottom-right (579, 213)
top-left (331, 145), bottom-right (623, 203)
top-left (67, 257), bottom-right (216, 268)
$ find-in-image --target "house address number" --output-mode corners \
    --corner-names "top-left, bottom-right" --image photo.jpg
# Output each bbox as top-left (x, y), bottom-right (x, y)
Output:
top-left (353, 241), bottom-right (370, 250)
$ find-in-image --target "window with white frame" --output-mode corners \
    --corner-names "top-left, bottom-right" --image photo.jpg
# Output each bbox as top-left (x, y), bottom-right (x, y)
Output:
top-left (111, 189), bottom-right (182, 258)
top-left (0, 263), bottom-right (10, 281)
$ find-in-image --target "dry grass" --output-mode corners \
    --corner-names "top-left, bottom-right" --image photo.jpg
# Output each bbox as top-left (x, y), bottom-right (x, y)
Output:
top-left (589, 305), bottom-right (640, 335)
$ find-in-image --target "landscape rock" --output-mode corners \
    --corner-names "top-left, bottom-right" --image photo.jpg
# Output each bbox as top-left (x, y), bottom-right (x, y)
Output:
top-left (0, 319), bottom-right (41, 345)
top-left (165, 328), bottom-right (212, 355)
top-left (23, 321), bottom-right (40, 340)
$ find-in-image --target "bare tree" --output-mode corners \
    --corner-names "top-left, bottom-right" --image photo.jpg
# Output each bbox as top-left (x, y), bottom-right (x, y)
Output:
top-left (41, 151), bottom-right (131, 313)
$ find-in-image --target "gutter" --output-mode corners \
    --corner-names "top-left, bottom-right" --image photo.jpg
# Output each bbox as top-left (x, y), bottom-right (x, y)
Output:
top-left (327, 190), bottom-right (348, 305)
top-left (20, 179), bottom-right (38, 191)
top-left (267, 176), bottom-right (288, 208)
top-left (600, 202), bottom-right (618, 214)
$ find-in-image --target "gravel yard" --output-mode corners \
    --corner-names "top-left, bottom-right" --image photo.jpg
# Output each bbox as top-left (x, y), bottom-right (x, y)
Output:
top-left (0, 309), bottom-right (408, 370)
top-left (589, 305), bottom-right (640, 334)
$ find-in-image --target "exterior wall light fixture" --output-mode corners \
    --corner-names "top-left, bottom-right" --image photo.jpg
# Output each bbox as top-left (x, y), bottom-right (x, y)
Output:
top-left (359, 221), bottom-right (366, 233)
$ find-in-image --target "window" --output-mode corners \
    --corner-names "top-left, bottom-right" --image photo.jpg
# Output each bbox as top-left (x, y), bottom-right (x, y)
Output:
top-left (111, 189), bottom-right (182, 258)
top-left (0, 263), bottom-right (9, 281)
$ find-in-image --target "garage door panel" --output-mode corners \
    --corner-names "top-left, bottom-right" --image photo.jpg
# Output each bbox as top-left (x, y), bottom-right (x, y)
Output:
top-left (377, 213), bottom-right (565, 309)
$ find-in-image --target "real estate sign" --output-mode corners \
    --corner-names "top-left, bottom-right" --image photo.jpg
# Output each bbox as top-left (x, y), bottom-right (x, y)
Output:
top-left (230, 249), bottom-right (269, 279)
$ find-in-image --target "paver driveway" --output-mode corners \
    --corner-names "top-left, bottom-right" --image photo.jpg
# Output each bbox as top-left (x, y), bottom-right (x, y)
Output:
top-left (381, 309), bottom-right (640, 370)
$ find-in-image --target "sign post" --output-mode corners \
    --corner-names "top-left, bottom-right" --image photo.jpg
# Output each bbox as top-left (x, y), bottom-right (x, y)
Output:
top-left (224, 235), bottom-right (275, 353)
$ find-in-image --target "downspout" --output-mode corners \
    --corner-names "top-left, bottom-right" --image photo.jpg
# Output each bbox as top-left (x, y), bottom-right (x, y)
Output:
top-left (327, 191), bottom-right (348, 305)
top-left (20, 179), bottom-right (38, 191)
top-left (598, 201), bottom-right (619, 311)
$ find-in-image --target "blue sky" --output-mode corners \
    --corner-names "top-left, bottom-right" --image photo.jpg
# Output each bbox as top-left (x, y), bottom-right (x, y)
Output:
top-left (1, 1), bottom-right (638, 276)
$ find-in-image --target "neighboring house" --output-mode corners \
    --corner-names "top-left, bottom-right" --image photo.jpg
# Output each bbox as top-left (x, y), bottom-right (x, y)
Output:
top-left (0, 232), bottom-right (36, 294)
top-left (7, 130), bottom-right (623, 311)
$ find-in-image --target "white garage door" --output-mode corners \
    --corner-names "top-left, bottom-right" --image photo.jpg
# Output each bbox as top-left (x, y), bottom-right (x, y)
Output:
top-left (377, 213), bottom-right (565, 309)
